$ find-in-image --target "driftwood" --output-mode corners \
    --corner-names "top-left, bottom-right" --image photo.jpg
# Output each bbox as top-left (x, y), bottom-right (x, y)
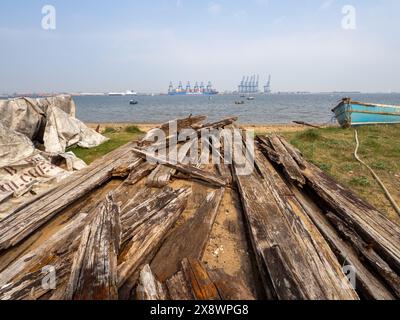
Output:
top-left (233, 146), bottom-right (358, 300)
top-left (157, 258), bottom-right (255, 301)
top-left (261, 135), bottom-right (400, 277)
top-left (293, 121), bottom-right (321, 129)
top-left (160, 115), bottom-right (208, 134)
top-left (0, 142), bottom-right (140, 251)
top-left (135, 265), bottom-right (168, 300)
top-left (180, 258), bottom-right (221, 300)
top-left (289, 184), bottom-right (395, 300)
top-left (259, 135), bottom-right (305, 186)
top-left (132, 148), bottom-right (227, 187)
top-left (118, 187), bottom-right (191, 288)
top-left (120, 187), bottom-right (181, 243)
top-left (65, 194), bottom-right (121, 300)
top-left (207, 269), bottom-right (255, 300)
top-left (161, 259), bottom-right (221, 301)
top-left (2, 115), bottom-right (399, 301)
top-left (146, 164), bottom-right (174, 188)
top-left (165, 271), bottom-right (195, 300)
top-left (202, 117), bottom-right (238, 130)
top-left (146, 139), bottom-right (198, 188)
top-left (326, 212), bottom-right (400, 298)
top-left (151, 188), bottom-right (225, 281)
top-left (141, 115), bottom-right (207, 147)
top-left (124, 162), bottom-right (156, 185)
top-left (0, 213), bottom-right (89, 300)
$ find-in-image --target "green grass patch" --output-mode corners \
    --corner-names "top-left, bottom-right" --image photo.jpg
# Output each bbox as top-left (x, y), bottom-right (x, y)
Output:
top-left (103, 127), bottom-right (117, 134)
top-left (349, 176), bottom-right (370, 187)
top-left (69, 128), bottom-right (144, 164)
top-left (317, 163), bottom-right (332, 172)
top-left (296, 129), bottom-right (321, 142)
top-left (125, 125), bottom-right (142, 134)
top-left (371, 161), bottom-right (387, 170)
top-left (274, 124), bottom-right (400, 221)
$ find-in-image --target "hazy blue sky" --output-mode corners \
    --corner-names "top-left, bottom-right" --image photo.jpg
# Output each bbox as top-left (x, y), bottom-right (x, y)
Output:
top-left (0, 0), bottom-right (399, 93)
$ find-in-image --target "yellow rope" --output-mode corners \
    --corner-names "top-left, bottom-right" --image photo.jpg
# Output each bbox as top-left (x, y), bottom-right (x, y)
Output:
top-left (354, 129), bottom-right (400, 217)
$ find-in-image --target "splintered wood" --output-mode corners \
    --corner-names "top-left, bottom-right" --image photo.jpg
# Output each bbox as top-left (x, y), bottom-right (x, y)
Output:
top-left (0, 115), bottom-right (399, 300)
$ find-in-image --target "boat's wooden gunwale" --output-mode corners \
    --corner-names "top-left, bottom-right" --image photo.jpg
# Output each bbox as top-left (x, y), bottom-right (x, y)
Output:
top-left (350, 110), bottom-right (400, 117)
top-left (332, 100), bottom-right (400, 113)
top-left (350, 101), bottom-right (400, 109)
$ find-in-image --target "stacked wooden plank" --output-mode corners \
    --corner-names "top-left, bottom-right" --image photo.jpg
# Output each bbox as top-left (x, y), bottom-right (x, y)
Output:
top-left (0, 115), bottom-right (399, 300)
top-left (257, 135), bottom-right (400, 299)
top-left (136, 259), bottom-right (254, 300)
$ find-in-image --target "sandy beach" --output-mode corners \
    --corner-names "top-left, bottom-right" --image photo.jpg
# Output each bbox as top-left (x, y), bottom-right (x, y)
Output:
top-left (86, 122), bottom-right (331, 134)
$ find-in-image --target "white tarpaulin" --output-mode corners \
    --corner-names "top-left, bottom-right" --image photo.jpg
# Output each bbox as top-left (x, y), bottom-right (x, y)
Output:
top-left (0, 95), bottom-right (76, 141)
top-left (0, 123), bottom-right (69, 217)
top-left (0, 95), bottom-right (107, 153)
top-left (0, 95), bottom-right (106, 217)
top-left (43, 104), bottom-right (108, 154)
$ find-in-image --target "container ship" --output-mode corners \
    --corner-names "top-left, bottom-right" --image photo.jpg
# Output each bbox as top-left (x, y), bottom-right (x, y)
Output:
top-left (168, 81), bottom-right (218, 95)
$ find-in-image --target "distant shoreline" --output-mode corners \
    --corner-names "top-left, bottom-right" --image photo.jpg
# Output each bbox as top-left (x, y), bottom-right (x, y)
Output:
top-left (86, 122), bottom-right (334, 134)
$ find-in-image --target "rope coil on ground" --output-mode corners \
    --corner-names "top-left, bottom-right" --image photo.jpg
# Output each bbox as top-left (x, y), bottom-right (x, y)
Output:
top-left (354, 129), bottom-right (400, 218)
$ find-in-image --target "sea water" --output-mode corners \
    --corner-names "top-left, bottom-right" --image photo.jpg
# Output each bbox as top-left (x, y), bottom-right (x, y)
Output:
top-left (74, 93), bottom-right (400, 124)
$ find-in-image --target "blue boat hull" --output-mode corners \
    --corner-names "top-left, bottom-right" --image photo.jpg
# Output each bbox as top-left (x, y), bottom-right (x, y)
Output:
top-left (332, 99), bottom-right (400, 128)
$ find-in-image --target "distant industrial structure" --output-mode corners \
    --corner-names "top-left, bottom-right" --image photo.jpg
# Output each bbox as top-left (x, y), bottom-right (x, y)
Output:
top-left (237, 74), bottom-right (272, 94)
top-left (238, 75), bottom-right (259, 94)
top-left (168, 81), bottom-right (218, 95)
top-left (264, 75), bottom-right (272, 94)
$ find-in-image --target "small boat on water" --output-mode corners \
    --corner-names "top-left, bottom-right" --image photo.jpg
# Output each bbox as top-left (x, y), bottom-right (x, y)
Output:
top-left (333, 98), bottom-right (400, 128)
top-left (129, 99), bottom-right (138, 105)
top-left (235, 100), bottom-right (245, 105)
top-left (247, 96), bottom-right (255, 101)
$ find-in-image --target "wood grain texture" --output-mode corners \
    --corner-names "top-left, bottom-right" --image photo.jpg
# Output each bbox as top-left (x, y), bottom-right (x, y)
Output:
top-left (65, 194), bottom-right (121, 300)
top-left (0, 142), bottom-right (139, 251)
top-left (132, 148), bottom-right (227, 187)
top-left (118, 187), bottom-right (191, 288)
top-left (0, 213), bottom-right (88, 300)
top-left (233, 145), bottom-right (358, 300)
top-left (180, 258), bottom-right (221, 300)
top-left (151, 188), bottom-right (225, 281)
top-left (135, 265), bottom-right (168, 300)
top-left (261, 135), bottom-right (400, 277)
top-left (288, 183), bottom-right (395, 300)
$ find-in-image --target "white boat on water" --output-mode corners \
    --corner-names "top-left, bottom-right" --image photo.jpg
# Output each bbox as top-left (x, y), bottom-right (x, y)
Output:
top-left (108, 90), bottom-right (137, 96)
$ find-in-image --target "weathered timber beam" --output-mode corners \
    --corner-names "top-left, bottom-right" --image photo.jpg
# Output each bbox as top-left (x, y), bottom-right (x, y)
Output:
top-left (0, 142), bottom-right (140, 251)
top-left (120, 187), bottom-right (181, 244)
top-left (233, 146), bottom-right (358, 300)
top-left (146, 139), bottom-right (198, 188)
top-left (255, 148), bottom-right (359, 300)
top-left (131, 148), bottom-right (227, 188)
top-left (259, 135), bottom-right (305, 186)
top-left (124, 162), bottom-right (157, 185)
top-left (165, 271), bottom-right (195, 300)
top-left (135, 265), bottom-right (168, 300)
top-left (150, 188), bottom-right (225, 281)
top-left (65, 194), bottom-right (121, 300)
top-left (0, 213), bottom-right (88, 300)
top-left (180, 258), bottom-right (221, 300)
top-left (146, 164), bottom-right (174, 188)
top-left (326, 212), bottom-right (400, 298)
top-left (117, 187), bottom-right (191, 288)
top-left (264, 135), bottom-right (400, 276)
top-left (207, 269), bottom-right (256, 300)
top-left (288, 183), bottom-right (395, 300)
